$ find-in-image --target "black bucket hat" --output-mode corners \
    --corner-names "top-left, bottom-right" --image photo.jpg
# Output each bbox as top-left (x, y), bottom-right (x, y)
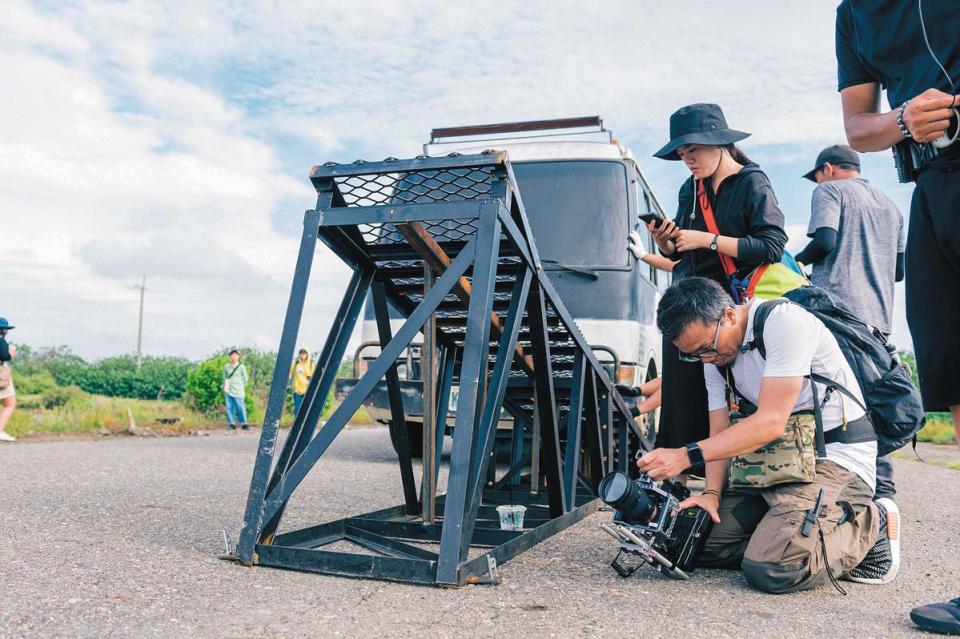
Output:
top-left (0, 317), bottom-right (13, 330)
top-left (654, 103), bottom-right (751, 161)
top-left (802, 144), bottom-right (861, 181)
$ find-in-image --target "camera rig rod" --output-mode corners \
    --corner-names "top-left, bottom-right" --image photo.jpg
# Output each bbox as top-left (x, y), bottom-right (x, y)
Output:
top-left (599, 522), bottom-right (691, 580)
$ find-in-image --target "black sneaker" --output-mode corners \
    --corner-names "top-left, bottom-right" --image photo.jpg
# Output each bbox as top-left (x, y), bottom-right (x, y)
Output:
top-left (845, 497), bottom-right (900, 584)
top-left (911, 597), bottom-right (960, 635)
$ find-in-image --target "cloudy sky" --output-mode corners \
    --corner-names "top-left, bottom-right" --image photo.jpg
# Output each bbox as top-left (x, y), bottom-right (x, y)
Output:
top-left (1, 0), bottom-right (915, 360)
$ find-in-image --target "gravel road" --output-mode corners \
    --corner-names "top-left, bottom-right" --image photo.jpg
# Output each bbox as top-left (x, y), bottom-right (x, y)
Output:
top-left (1, 429), bottom-right (957, 638)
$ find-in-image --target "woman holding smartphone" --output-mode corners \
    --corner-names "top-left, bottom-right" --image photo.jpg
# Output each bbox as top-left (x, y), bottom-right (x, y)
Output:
top-left (648, 103), bottom-right (788, 463)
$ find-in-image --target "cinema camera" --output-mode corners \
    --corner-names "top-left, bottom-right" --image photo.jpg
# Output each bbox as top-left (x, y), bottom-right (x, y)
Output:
top-left (598, 470), bottom-right (714, 580)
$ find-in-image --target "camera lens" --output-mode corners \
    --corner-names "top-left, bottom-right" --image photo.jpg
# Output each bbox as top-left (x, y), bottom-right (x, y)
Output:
top-left (599, 471), bottom-right (654, 524)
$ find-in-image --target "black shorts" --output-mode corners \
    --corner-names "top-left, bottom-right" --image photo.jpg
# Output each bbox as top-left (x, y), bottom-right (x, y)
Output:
top-left (905, 164), bottom-right (960, 412)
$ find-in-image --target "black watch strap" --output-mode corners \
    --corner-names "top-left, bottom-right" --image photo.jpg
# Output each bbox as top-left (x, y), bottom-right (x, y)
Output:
top-left (685, 442), bottom-right (705, 467)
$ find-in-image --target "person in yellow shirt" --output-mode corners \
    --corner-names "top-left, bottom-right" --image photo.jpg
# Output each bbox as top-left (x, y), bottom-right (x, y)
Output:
top-left (289, 348), bottom-right (314, 416)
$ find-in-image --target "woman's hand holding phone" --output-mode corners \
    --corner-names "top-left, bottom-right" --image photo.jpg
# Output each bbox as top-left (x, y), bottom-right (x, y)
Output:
top-left (648, 218), bottom-right (680, 256)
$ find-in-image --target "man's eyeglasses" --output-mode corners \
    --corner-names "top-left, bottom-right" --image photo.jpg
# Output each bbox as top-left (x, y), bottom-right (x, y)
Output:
top-left (678, 315), bottom-right (723, 363)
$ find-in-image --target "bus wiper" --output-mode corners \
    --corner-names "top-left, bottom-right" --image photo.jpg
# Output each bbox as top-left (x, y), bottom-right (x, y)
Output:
top-left (541, 259), bottom-right (599, 280)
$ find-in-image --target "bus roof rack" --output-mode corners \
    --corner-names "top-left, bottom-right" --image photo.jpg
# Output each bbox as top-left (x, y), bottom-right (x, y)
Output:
top-left (430, 116), bottom-right (606, 144)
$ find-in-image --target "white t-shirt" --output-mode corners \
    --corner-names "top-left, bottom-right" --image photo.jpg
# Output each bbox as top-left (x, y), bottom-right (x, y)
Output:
top-left (704, 300), bottom-right (877, 490)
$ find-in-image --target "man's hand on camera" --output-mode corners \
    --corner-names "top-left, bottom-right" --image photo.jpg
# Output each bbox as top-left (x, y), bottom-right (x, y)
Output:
top-left (903, 88), bottom-right (960, 143)
top-left (636, 447), bottom-right (689, 481)
top-left (679, 493), bottom-right (721, 524)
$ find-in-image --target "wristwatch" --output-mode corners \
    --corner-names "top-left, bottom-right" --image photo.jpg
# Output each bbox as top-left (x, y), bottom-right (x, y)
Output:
top-left (685, 442), bottom-right (706, 467)
top-left (709, 234), bottom-right (719, 251)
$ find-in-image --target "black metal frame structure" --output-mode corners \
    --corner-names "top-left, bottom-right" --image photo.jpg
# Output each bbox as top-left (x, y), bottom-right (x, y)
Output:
top-left (236, 152), bottom-right (644, 586)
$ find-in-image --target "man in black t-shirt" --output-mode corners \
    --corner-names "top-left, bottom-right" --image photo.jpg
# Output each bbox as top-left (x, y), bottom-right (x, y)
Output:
top-left (835, 1), bottom-right (960, 633)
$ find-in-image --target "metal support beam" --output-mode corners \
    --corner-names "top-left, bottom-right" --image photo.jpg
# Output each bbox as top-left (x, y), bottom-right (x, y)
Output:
top-left (372, 279), bottom-right (420, 515)
top-left (526, 283), bottom-right (566, 517)
top-left (421, 263), bottom-right (438, 523)
top-left (562, 351), bottom-right (586, 508)
top-left (581, 371), bottom-right (605, 491)
top-left (237, 209), bottom-right (320, 564)
top-left (436, 209), bottom-right (501, 585)
top-left (461, 267), bottom-right (532, 556)
top-left (433, 347), bottom-right (456, 489)
top-left (259, 265), bottom-right (373, 543)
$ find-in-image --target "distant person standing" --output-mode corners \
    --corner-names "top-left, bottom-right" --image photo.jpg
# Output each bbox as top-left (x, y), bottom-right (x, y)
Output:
top-left (223, 349), bottom-right (249, 430)
top-left (795, 144), bottom-right (904, 503)
top-left (834, 0), bottom-right (960, 632)
top-left (0, 317), bottom-right (17, 442)
top-left (289, 348), bottom-right (313, 416)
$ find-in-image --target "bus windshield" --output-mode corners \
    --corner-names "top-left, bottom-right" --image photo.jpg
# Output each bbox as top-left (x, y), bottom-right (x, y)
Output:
top-left (511, 160), bottom-right (630, 268)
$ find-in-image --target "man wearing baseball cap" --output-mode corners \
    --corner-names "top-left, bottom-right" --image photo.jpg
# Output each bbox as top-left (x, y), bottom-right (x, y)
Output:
top-left (795, 144), bottom-right (904, 506)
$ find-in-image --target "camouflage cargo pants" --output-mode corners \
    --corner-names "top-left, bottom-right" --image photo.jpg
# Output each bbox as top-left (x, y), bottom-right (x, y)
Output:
top-left (698, 460), bottom-right (879, 594)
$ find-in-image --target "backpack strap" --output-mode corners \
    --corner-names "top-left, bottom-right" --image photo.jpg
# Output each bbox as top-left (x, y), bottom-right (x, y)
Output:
top-left (808, 372), bottom-right (868, 412)
top-left (809, 381), bottom-right (828, 458)
top-left (717, 363), bottom-right (756, 416)
top-left (742, 298), bottom-right (787, 357)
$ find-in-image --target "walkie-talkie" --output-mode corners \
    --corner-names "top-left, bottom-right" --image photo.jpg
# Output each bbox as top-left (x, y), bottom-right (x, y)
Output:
top-left (892, 141), bottom-right (918, 183)
top-left (801, 488), bottom-right (826, 537)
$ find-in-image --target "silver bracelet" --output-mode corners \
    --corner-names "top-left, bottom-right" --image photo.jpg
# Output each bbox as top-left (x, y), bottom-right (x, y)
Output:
top-left (897, 101), bottom-right (912, 139)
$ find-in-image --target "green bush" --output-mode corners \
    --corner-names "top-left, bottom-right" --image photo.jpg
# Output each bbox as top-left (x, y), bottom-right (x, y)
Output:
top-left (14, 369), bottom-right (58, 395)
top-left (41, 385), bottom-right (85, 409)
top-left (184, 354), bottom-right (255, 417)
top-left (14, 346), bottom-right (192, 400)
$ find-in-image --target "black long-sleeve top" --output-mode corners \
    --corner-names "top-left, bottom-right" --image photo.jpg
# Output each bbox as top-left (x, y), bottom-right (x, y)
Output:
top-left (0, 336), bottom-right (10, 363)
top-left (668, 164), bottom-right (788, 287)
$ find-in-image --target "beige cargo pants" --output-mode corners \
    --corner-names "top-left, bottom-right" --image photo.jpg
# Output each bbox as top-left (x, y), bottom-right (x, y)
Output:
top-left (698, 460), bottom-right (879, 594)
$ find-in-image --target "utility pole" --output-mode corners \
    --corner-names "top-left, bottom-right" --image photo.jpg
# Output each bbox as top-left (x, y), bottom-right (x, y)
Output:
top-left (133, 274), bottom-right (145, 373)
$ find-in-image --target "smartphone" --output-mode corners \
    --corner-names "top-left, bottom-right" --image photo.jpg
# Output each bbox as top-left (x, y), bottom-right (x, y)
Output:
top-left (639, 213), bottom-right (666, 229)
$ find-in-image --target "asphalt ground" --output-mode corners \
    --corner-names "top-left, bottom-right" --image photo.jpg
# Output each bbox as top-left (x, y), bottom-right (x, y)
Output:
top-left (1, 429), bottom-right (958, 638)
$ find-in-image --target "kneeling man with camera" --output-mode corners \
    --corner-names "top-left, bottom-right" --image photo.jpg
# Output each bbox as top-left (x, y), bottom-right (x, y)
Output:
top-left (637, 277), bottom-right (899, 593)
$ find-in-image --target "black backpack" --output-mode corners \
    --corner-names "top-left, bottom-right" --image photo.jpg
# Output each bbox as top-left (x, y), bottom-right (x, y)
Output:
top-left (746, 287), bottom-right (925, 457)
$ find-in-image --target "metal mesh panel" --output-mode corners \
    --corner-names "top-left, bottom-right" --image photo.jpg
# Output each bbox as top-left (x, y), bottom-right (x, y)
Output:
top-left (333, 166), bottom-right (494, 207)
top-left (330, 163), bottom-right (495, 246)
top-left (356, 218), bottom-right (480, 245)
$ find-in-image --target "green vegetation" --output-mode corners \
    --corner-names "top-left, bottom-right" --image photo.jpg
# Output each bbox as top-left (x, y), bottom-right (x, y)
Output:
top-left (16, 345), bottom-right (191, 400)
top-left (917, 415), bottom-right (956, 445)
top-left (4, 344), bottom-right (357, 438)
top-left (6, 391), bottom-right (207, 438)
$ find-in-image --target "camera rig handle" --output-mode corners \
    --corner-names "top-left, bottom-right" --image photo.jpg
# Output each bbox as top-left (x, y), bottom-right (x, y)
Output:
top-left (599, 522), bottom-right (691, 580)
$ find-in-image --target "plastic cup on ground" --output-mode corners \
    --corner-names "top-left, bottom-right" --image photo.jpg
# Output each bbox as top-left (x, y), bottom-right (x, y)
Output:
top-left (496, 505), bottom-right (527, 531)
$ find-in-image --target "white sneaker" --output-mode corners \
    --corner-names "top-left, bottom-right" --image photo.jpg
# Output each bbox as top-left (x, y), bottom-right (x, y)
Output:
top-left (845, 497), bottom-right (900, 584)
top-left (0, 431), bottom-right (15, 442)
